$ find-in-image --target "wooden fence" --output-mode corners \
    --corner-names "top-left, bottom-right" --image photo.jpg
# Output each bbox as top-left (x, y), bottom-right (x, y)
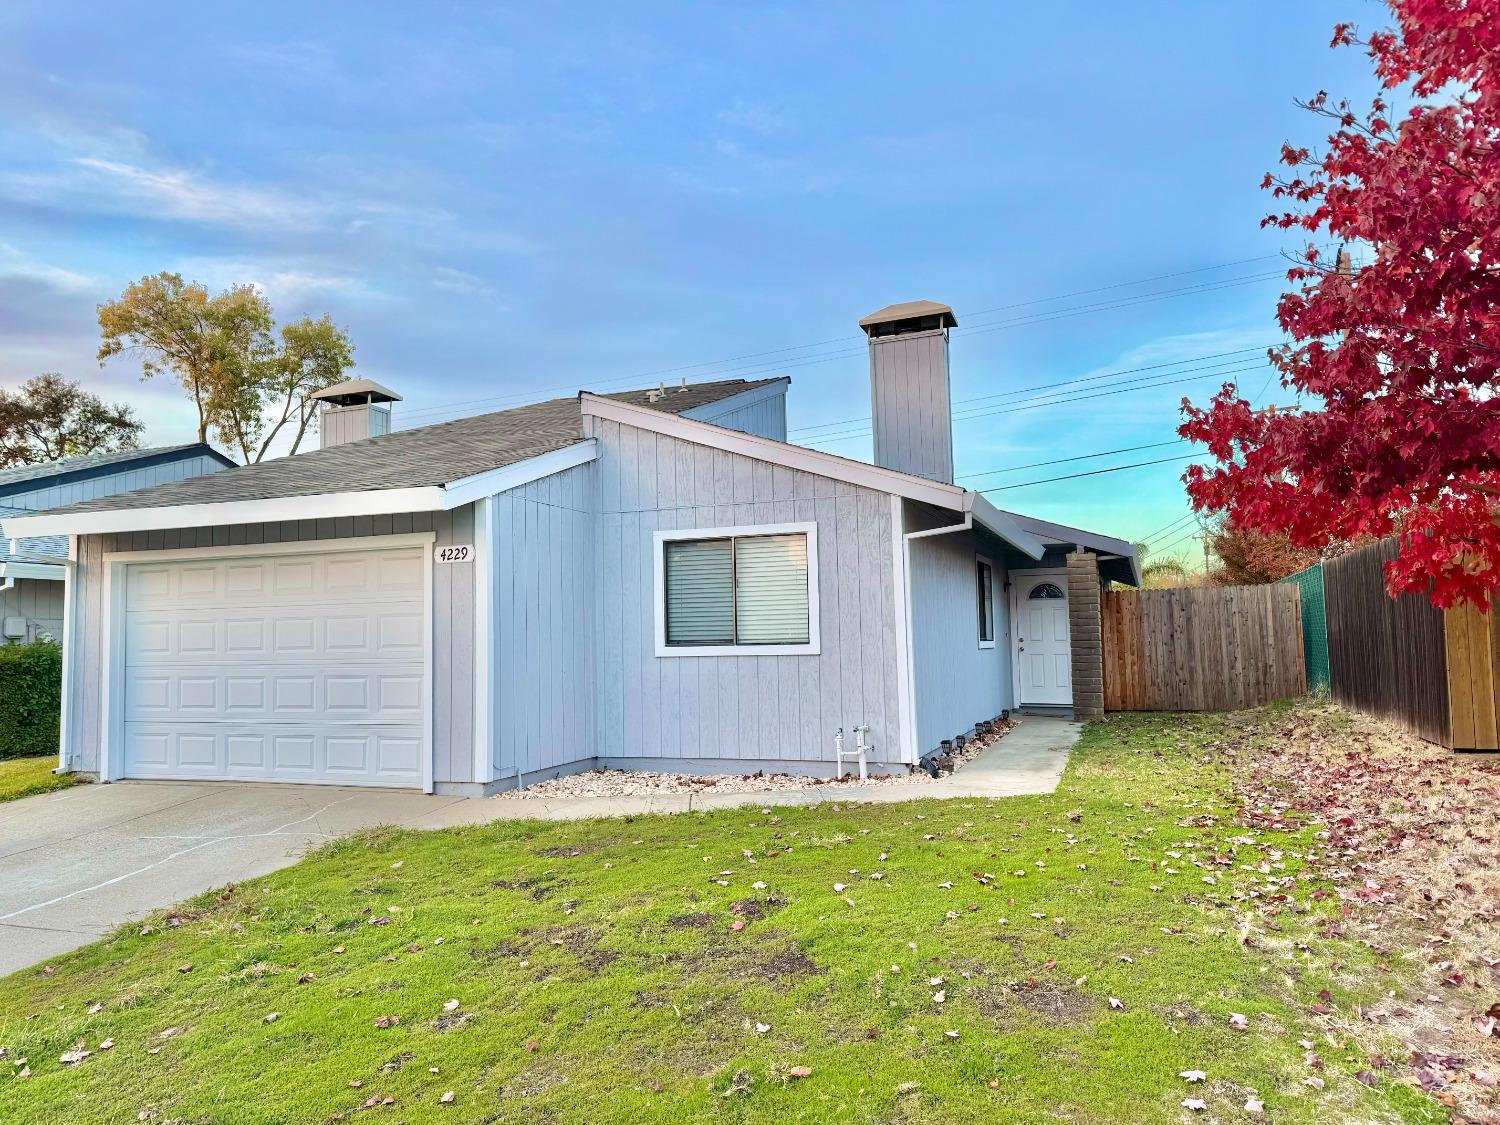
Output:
top-left (1102, 585), bottom-right (1306, 711)
top-left (1323, 538), bottom-right (1450, 745)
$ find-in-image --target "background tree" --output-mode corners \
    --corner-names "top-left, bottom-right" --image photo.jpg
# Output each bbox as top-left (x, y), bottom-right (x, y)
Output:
top-left (97, 273), bottom-right (355, 463)
top-left (1203, 517), bottom-right (1323, 585)
top-left (0, 373), bottom-right (142, 468)
top-left (1134, 542), bottom-right (1196, 589)
top-left (1179, 2), bottom-right (1500, 608)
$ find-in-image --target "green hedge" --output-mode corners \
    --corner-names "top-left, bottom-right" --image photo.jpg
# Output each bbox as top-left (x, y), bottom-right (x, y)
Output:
top-left (0, 639), bottom-right (62, 760)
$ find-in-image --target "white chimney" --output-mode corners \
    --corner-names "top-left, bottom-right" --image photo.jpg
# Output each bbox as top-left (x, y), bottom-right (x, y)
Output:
top-left (859, 300), bottom-right (957, 483)
top-left (309, 379), bottom-right (403, 449)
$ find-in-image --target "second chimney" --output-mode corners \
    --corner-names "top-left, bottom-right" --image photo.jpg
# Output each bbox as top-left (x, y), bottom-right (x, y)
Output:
top-left (309, 379), bottom-right (403, 449)
top-left (860, 300), bottom-right (957, 483)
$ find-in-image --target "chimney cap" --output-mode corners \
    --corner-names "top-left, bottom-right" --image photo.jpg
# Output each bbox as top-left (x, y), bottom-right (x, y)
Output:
top-left (310, 378), bottom-right (404, 407)
top-left (859, 300), bottom-right (956, 336)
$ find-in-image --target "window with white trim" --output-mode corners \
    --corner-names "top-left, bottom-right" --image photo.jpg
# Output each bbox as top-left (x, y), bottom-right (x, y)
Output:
top-left (977, 557), bottom-right (995, 646)
top-left (658, 526), bottom-right (817, 654)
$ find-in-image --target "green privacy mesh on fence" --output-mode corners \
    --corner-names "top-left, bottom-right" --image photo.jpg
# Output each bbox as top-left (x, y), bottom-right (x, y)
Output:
top-left (1280, 563), bottom-right (1330, 692)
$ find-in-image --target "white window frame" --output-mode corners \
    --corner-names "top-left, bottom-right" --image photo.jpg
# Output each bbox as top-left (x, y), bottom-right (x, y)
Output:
top-left (977, 553), bottom-right (996, 649)
top-left (653, 522), bottom-right (820, 657)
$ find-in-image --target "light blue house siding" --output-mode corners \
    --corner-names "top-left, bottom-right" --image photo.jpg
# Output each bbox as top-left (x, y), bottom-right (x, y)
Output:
top-left (907, 526), bottom-right (1012, 755)
top-left (583, 413), bottom-right (903, 775)
top-left (484, 463), bottom-right (596, 783)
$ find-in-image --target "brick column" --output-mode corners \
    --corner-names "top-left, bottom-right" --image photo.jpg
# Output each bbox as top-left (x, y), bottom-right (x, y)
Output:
top-left (1066, 551), bottom-right (1104, 720)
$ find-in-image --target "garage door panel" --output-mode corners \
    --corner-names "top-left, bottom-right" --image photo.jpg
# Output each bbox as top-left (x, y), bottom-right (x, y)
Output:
top-left (121, 545), bottom-right (426, 789)
top-left (124, 663), bottom-right (424, 723)
top-left (124, 724), bottom-right (422, 787)
top-left (126, 607), bottom-right (423, 664)
top-left (126, 553), bottom-right (415, 610)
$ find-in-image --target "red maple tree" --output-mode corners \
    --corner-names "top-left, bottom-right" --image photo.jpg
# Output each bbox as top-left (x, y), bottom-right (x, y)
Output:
top-left (1180, 0), bottom-right (1500, 608)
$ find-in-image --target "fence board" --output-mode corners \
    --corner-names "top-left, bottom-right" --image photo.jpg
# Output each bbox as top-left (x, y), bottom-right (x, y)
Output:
top-left (1101, 585), bottom-right (1306, 711)
top-left (1323, 538), bottom-right (1450, 746)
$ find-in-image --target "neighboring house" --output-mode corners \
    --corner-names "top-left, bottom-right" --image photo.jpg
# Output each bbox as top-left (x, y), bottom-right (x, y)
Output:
top-left (0, 444), bottom-right (235, 645)
top-left (7, 302), bottom-right (1138, 794)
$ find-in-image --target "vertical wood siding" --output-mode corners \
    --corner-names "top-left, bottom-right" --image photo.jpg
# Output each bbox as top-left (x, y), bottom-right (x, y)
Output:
top-left (487, 463), bottom-right (596, 778)
top-left (0, 578), bottom-right (65, 642)
top-left (908, 530), bottom-right (1010, 753)
top-left (869, 331), bottom-right (954, 483)
top-left (65, 510), bottom-right (476, 782)
top-left (584, 415), bottom-right (900, 770)
top-left (684, 396), bottom-right (787, 441)
top-left (7, 453), bottom-right (229, 513)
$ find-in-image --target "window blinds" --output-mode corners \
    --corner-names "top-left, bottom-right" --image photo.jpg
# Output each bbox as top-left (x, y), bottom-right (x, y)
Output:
top-left (663, 533), bottom-right (810, 647)
top-left (734, 534), bottom-right (810, 645)
top-left (664, 538), bottom-right (734, 645)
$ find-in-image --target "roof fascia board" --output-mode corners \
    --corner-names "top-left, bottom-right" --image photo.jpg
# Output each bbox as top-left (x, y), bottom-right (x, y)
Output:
top-left (969, 493), bottom-right (1047, 560)
top-left (439, 440), bottom-right (597, 508)
top-left (0, 444), bottom-right (235, 503)
top-left (2, 485), bottom-right (446, 539)
top-left (580, 393), bottom-right (967, 509)
top-left (677, 378), bottom-right (791, 422)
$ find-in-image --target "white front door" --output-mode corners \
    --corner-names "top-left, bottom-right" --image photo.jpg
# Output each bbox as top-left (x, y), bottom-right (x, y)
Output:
top-left (1013, 572), bottom-right (1071, 706)
top-left (119, 545), bottom-right (428, 788)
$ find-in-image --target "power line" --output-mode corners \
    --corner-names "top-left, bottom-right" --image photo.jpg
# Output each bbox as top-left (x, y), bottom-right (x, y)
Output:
top-left (803, 362), bottom-right (1271, 446)
top-left (1138, 510), bottom-right (1199, 545)
top-left (790, 346), bottom-right (1275, 437)
top-left (1153, 527), bottom-right (1204, 556)
top-left (956, 439), bottom-right (1187, 482)
top-left (395, 257), bottom-right (1300, 426)
top-left (978, 453), bottom-right (1203, 493)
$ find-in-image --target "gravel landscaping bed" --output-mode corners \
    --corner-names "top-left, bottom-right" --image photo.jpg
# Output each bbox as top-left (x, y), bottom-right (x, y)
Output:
top-left (494, 714), bottom-right (1017, 800)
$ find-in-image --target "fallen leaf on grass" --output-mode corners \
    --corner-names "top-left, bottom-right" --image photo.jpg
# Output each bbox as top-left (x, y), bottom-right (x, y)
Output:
top-left (1229, 1012), bottom-right (1248, 1030)
top-left (1245, 1096), bottom-right (1264, 1113)
top-left (1108, 997), bottom-right (1124, 1010)
top-left (787, 1065), bottom-right (812, 1079)
top-left (373, 1015), bottom-right (400, 1029)
top-left (59, 1045), bottom-right (91, 1065)
top-left (443, 999), bottom-right (460, 1012)
top-left (1179, 1070), bottom-right (1206, 1083)
top-left (439, 1091), bottom-right (455, 1104)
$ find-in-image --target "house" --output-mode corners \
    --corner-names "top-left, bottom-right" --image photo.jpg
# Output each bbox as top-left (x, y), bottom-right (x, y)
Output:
top-left (5, 302), bottom-right (1138, 794)
top-left (0, 444), bottom-right (235, 644)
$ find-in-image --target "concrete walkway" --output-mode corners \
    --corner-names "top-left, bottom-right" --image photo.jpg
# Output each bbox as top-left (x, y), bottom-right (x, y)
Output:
top-left (0, 717), bottom-right (1078, 974)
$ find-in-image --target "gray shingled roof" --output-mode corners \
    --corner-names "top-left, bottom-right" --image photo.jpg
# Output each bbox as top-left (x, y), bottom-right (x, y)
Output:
top-left (30, 379), bottom-right (781, 517)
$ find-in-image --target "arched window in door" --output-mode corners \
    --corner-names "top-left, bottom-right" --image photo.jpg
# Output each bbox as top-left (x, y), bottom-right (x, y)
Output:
top-left (1028, 582), bottom-right (1065, 600)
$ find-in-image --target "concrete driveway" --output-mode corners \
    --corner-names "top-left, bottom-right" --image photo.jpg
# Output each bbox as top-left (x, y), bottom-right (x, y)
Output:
top-left (0, 781), bottom-right (469, 976)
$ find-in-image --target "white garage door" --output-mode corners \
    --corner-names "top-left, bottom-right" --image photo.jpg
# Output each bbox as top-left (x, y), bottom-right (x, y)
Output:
top-left (121, 545), bottom-right (427, 788)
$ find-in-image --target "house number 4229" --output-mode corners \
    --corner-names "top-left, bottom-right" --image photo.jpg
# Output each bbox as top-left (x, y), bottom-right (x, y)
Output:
top-left (434, 544), bottom-right (473, 563)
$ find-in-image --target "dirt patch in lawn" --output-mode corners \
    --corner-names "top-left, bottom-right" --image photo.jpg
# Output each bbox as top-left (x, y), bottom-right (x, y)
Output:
top-left (667, 912), bottom-right (713, 928)
top-left (973, 979), bottom-right (1097, 1027)
top-left (1228, 703), bottom-right (1500, 1122)
top-left (489, 875), bottom-right (558, 901)
top-left (671, 937), bottom-right (822, 985)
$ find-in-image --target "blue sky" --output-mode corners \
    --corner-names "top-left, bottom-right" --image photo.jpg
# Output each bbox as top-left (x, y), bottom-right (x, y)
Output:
top-left (0, 2), bottom-right (1379, 558)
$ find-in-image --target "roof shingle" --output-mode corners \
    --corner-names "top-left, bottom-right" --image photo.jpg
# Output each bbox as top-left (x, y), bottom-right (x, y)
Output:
top-left (29, 379), bottom-right (781, 517)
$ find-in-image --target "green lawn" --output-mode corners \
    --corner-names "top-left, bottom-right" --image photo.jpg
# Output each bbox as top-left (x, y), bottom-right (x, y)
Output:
top-left (0, 713), bottom-right (1441, 1124)
top-left (0, 754), bottom-right (85, 804)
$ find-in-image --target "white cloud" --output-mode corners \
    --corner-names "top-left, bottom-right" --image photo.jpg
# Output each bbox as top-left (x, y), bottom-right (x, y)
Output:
top-left (430, 266), bottom-right (494, 297)
top-left (69, 157), bottom-right (326, 229)
top-left (169, 256), bottom-right (387, 307)
top-left (0, 243), bottom-right (98, 293)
